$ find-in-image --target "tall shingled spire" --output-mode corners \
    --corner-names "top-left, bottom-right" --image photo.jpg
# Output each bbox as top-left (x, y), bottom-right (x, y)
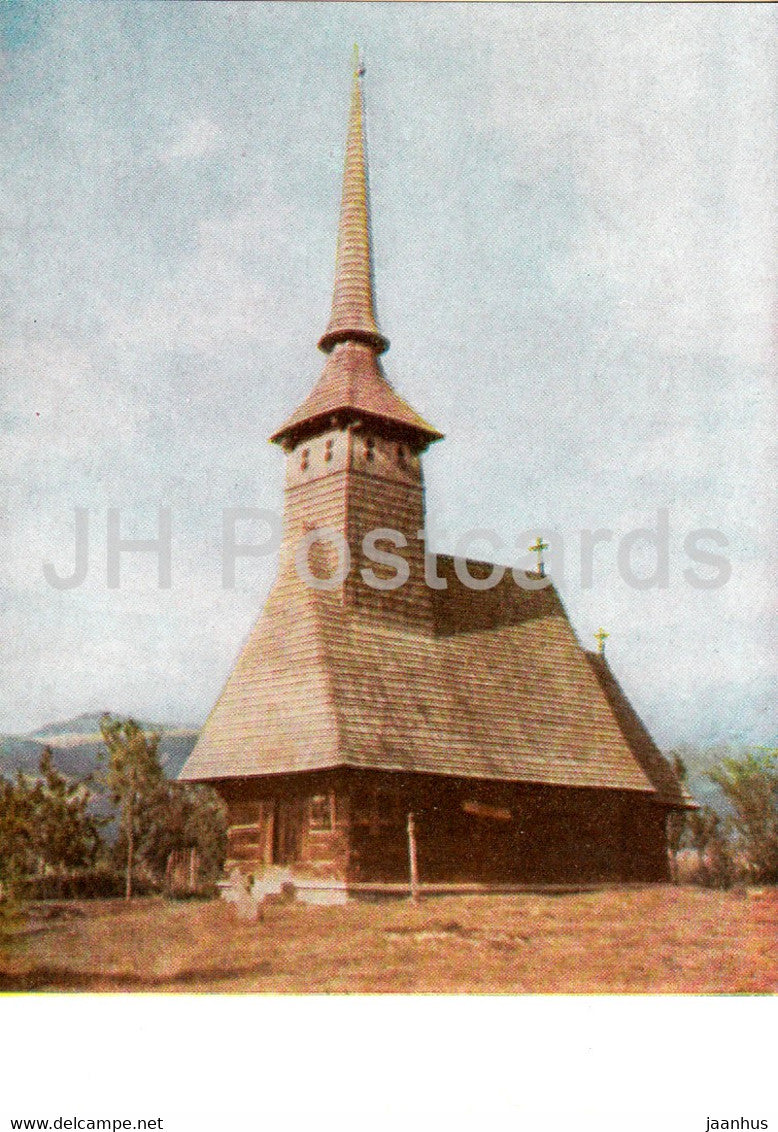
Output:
top-left (318, 48), bottom-right (389, 356)
top-left (270, 53), bottom-right (441, 450)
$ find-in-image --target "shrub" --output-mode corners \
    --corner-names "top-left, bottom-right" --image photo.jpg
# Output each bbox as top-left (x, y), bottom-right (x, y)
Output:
top-left (709, 749), bottom-right (778, 883)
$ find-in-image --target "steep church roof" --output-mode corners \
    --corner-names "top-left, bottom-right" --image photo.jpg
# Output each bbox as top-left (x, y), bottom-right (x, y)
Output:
top-left (180, 566), bottom-right (656, 795)
top-left (270, 340), bottom-right (442, 447)
top-left (585, 652), bottom-right (696, 808)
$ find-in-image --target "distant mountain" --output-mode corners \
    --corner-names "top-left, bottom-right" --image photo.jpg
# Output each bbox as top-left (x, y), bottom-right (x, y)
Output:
top-left (0, 714), bottom-right (198, 782)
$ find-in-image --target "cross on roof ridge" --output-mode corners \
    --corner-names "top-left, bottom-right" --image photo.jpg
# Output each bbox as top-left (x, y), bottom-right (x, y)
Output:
top-left (594, 627), bottom-right (610, 655)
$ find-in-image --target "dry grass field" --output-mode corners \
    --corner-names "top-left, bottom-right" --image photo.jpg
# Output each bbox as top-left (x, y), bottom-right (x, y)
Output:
top-left (1, 885), bottom-right (775, 994)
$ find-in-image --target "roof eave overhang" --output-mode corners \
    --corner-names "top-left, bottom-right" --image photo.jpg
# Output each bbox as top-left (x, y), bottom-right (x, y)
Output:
top-left (181, 759), bottom-right (660, 793)
top-left (269, 407), bottom-right (444, 451)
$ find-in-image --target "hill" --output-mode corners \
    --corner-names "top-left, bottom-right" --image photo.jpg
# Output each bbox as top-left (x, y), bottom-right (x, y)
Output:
top-left (0, 715), bottom-right (198, 782)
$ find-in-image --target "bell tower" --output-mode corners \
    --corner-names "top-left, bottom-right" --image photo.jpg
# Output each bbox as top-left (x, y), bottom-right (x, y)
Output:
top-left (270, 53), bottom-right (442, 628)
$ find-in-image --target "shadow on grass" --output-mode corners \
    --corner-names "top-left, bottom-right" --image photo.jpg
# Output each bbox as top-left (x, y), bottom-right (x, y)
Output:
top-left (0, 960), bottom-right (273, 993)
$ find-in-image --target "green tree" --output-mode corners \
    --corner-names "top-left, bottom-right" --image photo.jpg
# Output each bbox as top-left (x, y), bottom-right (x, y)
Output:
top-left (0, 775), bottom-right (33, 908)
top-left (136, 781), bottom-right (227, 891)
top-left (24, 748), bottom-right (106, 880)
top-left (99, 716), bottom-right (163, 900)
top-left (709, 748), bottom-right (778, 883)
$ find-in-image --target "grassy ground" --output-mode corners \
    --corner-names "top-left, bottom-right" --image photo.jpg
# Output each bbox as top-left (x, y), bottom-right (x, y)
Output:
top-left (0, 885), bottom-right (775, 993)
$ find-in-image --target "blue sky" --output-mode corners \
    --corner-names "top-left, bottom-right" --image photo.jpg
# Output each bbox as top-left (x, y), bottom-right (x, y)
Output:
top-left (0, 2), bottom-right (775, 745)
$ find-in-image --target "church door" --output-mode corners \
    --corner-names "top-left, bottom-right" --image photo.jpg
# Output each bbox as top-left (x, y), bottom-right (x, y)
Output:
top-left (271, 798), bottom-right (302, 865)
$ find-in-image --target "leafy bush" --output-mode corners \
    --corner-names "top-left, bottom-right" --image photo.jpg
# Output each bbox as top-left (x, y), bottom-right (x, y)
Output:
top-left (136, 781), bottom-right (227, 892)
top-left (2, 724), bottom-right (226, 905)
top-left (708, 748), bottom-right (778, 883)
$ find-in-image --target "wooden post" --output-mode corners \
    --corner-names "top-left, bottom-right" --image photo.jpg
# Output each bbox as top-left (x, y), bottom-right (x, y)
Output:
top-left (189, 847), bottom-right (197, 893)
top-left (407, 810), bottom-right (420, 904)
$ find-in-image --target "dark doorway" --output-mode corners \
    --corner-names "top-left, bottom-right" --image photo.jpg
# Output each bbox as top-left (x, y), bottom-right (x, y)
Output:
top-left (271, 798), bottom-right (302, 865)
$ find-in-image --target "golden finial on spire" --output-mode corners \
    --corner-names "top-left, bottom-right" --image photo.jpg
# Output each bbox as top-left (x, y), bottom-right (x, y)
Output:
top-left (353, 43), bottom-right (365, 78)
top-left (594, 627), bottom-right (609, 656)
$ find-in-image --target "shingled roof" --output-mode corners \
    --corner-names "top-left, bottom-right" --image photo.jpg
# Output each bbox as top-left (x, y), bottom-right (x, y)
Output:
top-left (180, 60), bottom-right (686, 816)
top-left (270, 340), bottom-right (443, 446)
top-left (317, 54), bottom-right (388, 356)
top-left (180, 562), bottom-right (666, 798)
top-left (585, 651), bottom-right (696, 808)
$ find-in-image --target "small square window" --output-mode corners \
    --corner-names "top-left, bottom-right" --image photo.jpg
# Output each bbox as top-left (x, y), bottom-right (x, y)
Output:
top-left (309, 793), bottom-right (333, 831)
top-left (300, 448), bottom-right (310, 471)
top-left (324, 439), bottom-right (334, 462)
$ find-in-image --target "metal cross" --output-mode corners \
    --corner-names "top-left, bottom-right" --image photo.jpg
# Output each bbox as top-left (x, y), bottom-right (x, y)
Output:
top-left (528, 535), bottom-right (549, 577)
top-left (594, 627), bottom-right (609, 655)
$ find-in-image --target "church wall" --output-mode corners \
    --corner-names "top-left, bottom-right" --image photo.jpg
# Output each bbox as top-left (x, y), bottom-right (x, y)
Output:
top-left (213, 768), bottom-right (670, 889)
top-left (278, 459), bottom-right (350, 585)
top-left (340, 770), bottom-right (670, 885)
top-left (420, 781), bottom-right (669, 885)
top-left (215, 772), bottom-right (351, 882)
top-left (621, 801), bottom-right (671, 882)
top-left (284, 427), bottom-right (349, 491)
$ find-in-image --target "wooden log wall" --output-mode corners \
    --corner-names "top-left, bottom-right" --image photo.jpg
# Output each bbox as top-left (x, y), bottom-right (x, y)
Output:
top-left (343, 769), bottom-right (671, 885)
top-left (216, 773), bottom-right (351, 880)
top-left (212, 768), bottom-right (672, 886)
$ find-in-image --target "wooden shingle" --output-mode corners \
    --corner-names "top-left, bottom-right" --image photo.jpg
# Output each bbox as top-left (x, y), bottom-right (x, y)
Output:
top-left (181, 568), bottom-right (659, 796)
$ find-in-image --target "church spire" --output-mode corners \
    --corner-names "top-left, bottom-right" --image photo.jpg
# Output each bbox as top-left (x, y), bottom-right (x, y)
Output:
top-left (270, 53), bottom-right (441, 450)
top-left (318, 48), bottom-right (389, 356)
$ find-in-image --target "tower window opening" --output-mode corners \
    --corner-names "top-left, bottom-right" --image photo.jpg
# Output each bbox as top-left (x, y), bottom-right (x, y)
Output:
top-left (397, 443), bottom-right (406, 467)
top-left (300, 448), bottom-right (310, 471)
top-left (365, 437), bottom-right (375, 462)
top-left (324, 438), bottom-right (334, 462)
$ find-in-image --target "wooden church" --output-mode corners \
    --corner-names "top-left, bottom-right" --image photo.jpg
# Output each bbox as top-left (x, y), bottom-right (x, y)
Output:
top-left (180, 60), bottom-right (692, 900)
